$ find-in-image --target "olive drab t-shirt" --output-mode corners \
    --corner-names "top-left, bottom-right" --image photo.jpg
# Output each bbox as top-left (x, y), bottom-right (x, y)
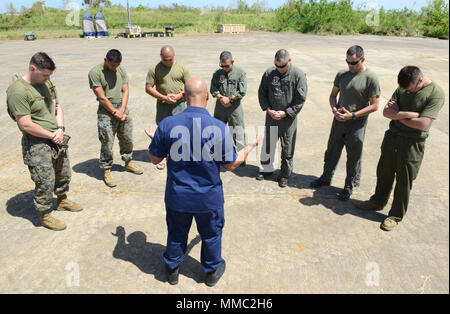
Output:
top-left (88, 64), bottom-right (129, 104)
top-left (146, 61), bottom-right (190, 100)
top-left (389, 82), bottom-right (445, 139)
top-left (7, 78), bottom-right (57, 132)
top-left (334, 68), bottom-right (381, 113)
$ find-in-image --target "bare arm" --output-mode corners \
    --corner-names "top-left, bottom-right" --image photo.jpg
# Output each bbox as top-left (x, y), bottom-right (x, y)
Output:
top-left (92, 86), bottom-right (116, 114)
top-left (52, 99), bottom-right (65, 144)
top-left (120, 83), bottom-right (129, 112)
top-left (55, 100), bottom-right (64, 129)
top-left (354, 96), bottom-right (380, 118)
top-left (383, 101), bottom-right (420, 120)
top-left (92, 86), bottom-right (125, 120)
top-left (145, 83), bottom-right (174, 104)
top-left (149, 154), bottom-right (164, 165)
top-left (398, 117), bottom-right (433, 131)
top-left (223, 134), bottom-right (264, 172)
top-left (144, 125), bottom-right (165, 165)
top-left (16, 115), bottom-right (55, 140)
top-left (329, 86), bottom-right (339, 113)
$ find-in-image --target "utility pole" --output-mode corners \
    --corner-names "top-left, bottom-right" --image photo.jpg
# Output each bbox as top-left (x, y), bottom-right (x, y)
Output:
top-left (127, 0), bottom-right (132, 26)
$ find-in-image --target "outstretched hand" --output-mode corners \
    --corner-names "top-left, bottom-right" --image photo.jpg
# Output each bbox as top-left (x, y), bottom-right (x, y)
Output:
top-left (249, 133), bottom-right (264, 148)
top-left (144, 124), bottom-right (158, 140)
top-left (111, 226), bottom-right (125, 237)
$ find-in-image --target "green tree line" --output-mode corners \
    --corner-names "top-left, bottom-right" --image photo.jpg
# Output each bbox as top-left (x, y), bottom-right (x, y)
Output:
top-left (0, 0), bottom-right (448, 39)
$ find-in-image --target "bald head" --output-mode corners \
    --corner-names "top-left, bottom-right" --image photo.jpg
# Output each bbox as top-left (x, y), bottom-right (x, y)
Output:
top-left (184, 78), bottom-right (209, 108)
top-left (160, 45), bottom-right (175, 67)
top-left (160, 45), bottom-right (175, 57)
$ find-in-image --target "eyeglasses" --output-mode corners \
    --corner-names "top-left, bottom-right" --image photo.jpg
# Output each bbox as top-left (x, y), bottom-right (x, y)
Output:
top-left (275, 62), bottom-right (289, 69)
top-left (220, 64), bottom-right (232, 68)
top-left (346, 58), bottom-right (362, 66)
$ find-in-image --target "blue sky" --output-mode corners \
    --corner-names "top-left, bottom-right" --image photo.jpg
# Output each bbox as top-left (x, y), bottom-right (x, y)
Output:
top-left (2, 0), bottom-right (445, 13)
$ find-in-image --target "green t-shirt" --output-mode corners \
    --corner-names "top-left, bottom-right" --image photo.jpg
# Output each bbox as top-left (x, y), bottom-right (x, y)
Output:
top-left (334, 68), bottom-right (381, 112)
top-left (146, 61), bottom-right (190, 100)
top-left (88, 64), bottom-right (129, 104)
top-left (389, 82), bottom-right (445, 139)
top-left (7, 78), bottom-right (57, 132)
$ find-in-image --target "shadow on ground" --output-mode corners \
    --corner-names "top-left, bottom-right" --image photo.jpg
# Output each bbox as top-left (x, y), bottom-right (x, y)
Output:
top-left (73, 151), bottom-right (149, 181)
top-left (6, 190), bottom-right (40, 227)
top-left (72, 158), bottom-right (128, 181)
top-left (231, 164), bottom-right (318, 189)
top-left (299, 187), bottom-right (386, 223)
top-left (132, 150), bottom-right (150, 163)
top-left (112, 226), bottom-right (203, 284)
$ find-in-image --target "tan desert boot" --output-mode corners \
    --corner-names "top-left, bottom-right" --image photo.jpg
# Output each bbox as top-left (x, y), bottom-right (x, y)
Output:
top-left (56, 194), bottom-right (83, 212)
top-left (381, 217), bottom-right (399, 232)
top-left (104, 169), bottom-right (117, 187)
top-left (40, 210), bottom-right (67, 231)
top-left (125, 161), bottom-right (144, 175)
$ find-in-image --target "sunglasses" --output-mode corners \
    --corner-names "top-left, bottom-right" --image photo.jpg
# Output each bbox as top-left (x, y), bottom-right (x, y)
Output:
top-left (275, 62), bottom-right (289, 69)
top-left (220, 63), bottom-right (232, 68)
top-left (346, 58), bottom-right (362, 66)
top-left (401, 79), bottom-right (421, 94)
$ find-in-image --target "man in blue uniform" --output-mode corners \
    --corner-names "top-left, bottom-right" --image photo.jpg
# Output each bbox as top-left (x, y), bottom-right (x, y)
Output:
top-left (145, 77), bottom-right (262, 286)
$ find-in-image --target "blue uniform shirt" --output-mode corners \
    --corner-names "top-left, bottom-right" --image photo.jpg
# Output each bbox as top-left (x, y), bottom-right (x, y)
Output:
top-left (149, 106), bottom-right (237, 213)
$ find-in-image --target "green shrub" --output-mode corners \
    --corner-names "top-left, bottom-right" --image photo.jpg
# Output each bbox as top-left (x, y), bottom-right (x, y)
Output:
top-left (0, 0), bottom-right (447, 39)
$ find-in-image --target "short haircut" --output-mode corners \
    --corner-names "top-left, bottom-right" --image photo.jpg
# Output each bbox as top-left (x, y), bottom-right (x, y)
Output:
top-left (275, 49), bottom-right (290, 62)
top-left (106, 49), bottom-right (122, 63)
top-left (30, 52), bottom-right (56, 71)
top-left (398, 66), bottom-right (422, 88)
top-left (220, 51), bottom-right (233, 63)
top-left (347, 45), bottom-right (364, 58)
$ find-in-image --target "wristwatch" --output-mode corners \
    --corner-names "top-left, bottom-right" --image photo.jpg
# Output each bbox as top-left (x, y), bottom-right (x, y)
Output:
top-left (57, 126), bottom-right (65, 132)
top-left (352, 112), bottom-right (357, 120)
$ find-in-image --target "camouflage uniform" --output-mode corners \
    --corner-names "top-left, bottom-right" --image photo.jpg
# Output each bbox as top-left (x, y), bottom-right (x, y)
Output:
top-left (22, 134), bottom-right (72, 212)
top-left (7, 78), bottom-right (72, 213)
top-left (97, 104), bottom-right (133, 169)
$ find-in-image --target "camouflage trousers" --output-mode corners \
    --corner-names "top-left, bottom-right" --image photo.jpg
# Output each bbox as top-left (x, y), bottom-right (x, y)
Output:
top-left (97, 104), bottom-right (133, 169)
top-left (22, 134), bottom-right (72, 212)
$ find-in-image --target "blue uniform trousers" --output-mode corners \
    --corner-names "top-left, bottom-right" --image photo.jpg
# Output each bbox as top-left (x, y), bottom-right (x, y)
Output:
top-left (164, 207), bottom-right (225, 273)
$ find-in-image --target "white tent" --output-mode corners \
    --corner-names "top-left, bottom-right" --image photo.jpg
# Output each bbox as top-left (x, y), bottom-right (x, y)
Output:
top-left (94, 11), bottom-right (109, 37)
top-left (82, 12), bottom-right (95, 38)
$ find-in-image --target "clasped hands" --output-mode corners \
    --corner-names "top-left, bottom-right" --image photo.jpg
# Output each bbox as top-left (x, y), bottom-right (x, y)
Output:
top-left (113, 108), bottom-right (128, 122)
top-left (164, 93), bottom-right (183, 105)
top-left (267, 109), bottom-right (287, 121)
top-left (333, 107), bottom-right (353, 122)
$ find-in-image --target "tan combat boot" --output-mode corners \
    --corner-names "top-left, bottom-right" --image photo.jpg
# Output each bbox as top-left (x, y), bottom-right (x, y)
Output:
top-left (56, 194), bottom-right (83, 212)
top-left (40, 210), bottom-right (67, 231)
top-left (125, 161), bottom-right (144, 175)
top-left (104, 169), bottom-right (117, 188)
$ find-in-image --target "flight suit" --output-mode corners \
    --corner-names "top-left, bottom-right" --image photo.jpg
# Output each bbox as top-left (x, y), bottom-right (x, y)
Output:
top-left (211, 65), bottom-right (247, 151)
top-left (258, 65), bottom-right (308, 178)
